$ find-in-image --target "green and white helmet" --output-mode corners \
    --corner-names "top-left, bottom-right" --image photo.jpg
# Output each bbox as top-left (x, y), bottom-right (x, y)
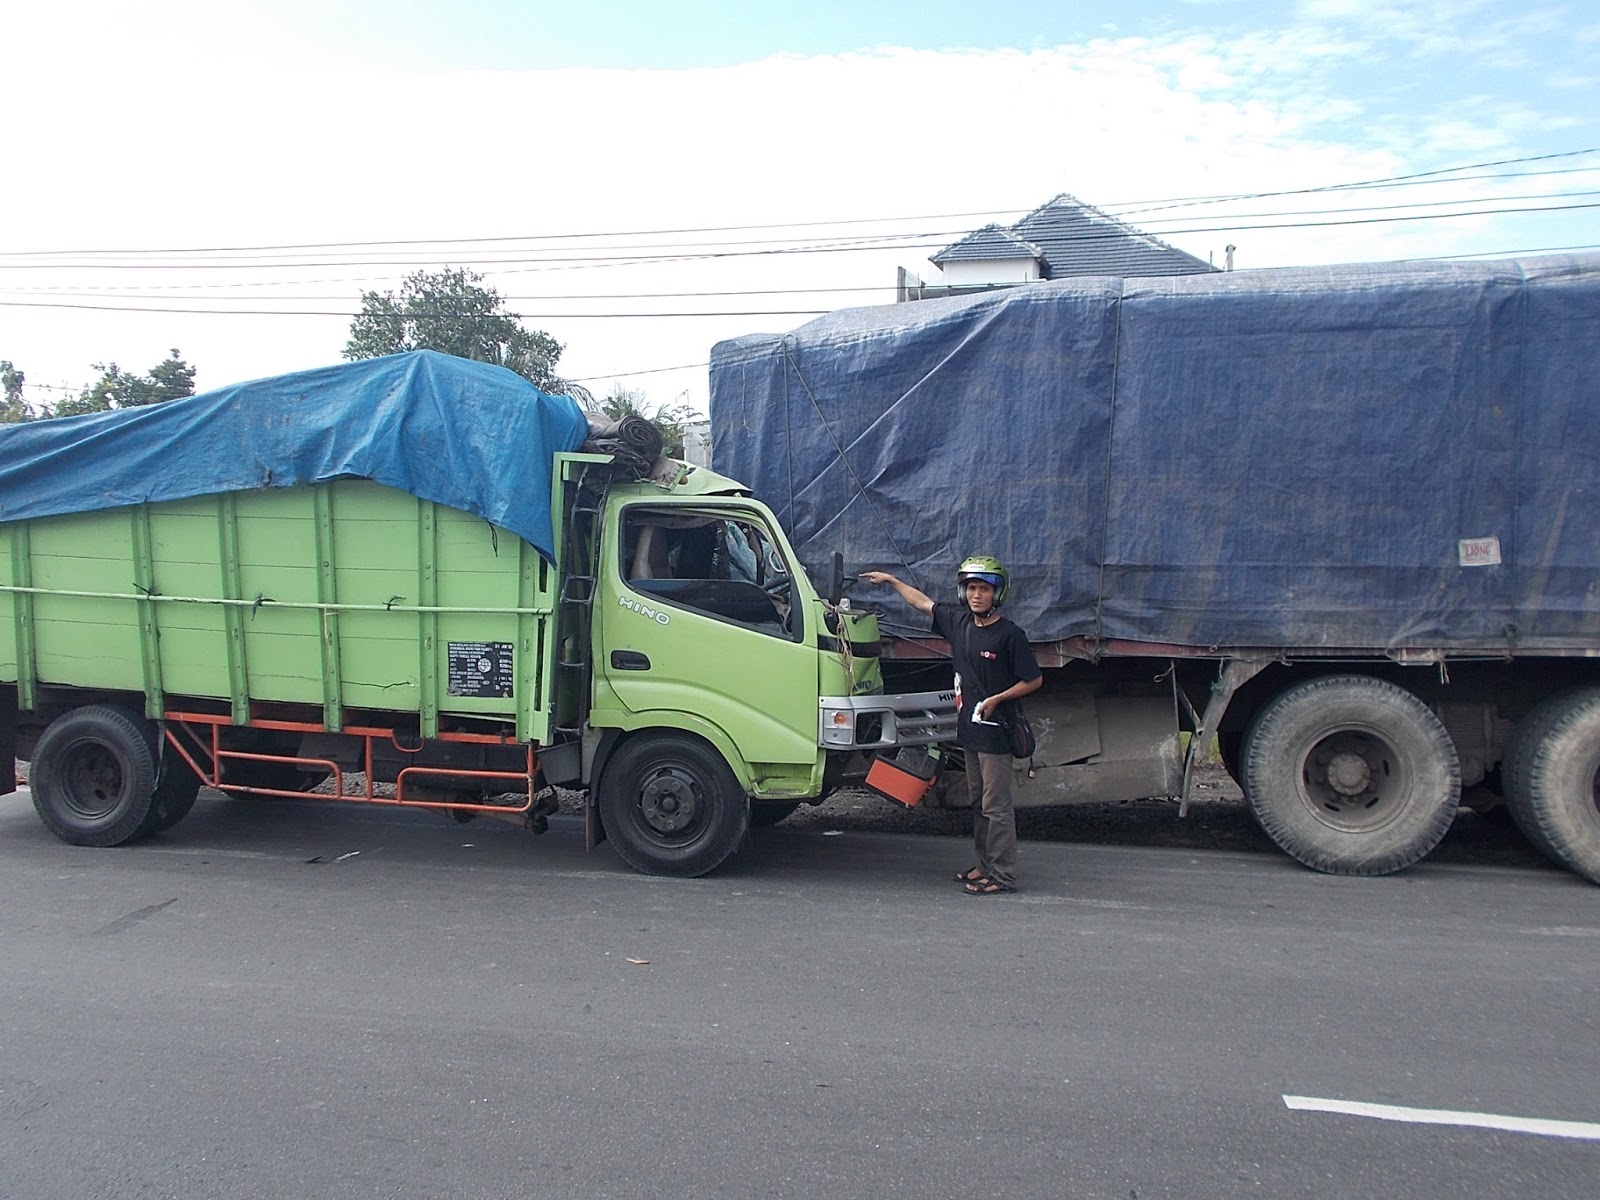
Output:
top-left (956, 555), bottom-right (1009, 605)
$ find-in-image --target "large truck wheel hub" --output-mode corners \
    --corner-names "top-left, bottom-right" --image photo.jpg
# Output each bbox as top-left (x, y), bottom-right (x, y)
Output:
top-left (1325, 750), bottom-right (1372, 796)
top-left (1302, 730), bottom-right (1405, 831)
top-left (638, 766), bottom-right (701, 834)
top-left (62, 742), bottom-right (125, 819)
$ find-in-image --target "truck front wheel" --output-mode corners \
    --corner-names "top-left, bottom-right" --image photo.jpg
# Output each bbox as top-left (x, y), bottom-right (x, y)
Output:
top-left (1504, 687), bottom-right (1600, 885)
top-left (597, 734), bottom-right (750, 877)
top-left (1242, 676), bottom-right (1460, 875)
top-left (31, 706), bottom-right (158, 847)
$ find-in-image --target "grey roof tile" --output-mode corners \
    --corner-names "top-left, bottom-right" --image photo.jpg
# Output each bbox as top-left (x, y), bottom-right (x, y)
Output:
top-left (930, 224), bottom-right (1045, 264)
top-left (933, 194), bottom-right (1217, 278)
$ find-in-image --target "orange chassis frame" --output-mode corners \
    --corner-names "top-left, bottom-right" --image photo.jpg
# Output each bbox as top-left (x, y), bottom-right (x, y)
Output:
top-left (161, 710), bottom-right (543, 818)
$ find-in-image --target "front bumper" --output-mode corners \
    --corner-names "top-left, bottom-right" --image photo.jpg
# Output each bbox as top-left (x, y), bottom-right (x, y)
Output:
top-left (818, 689), bottom-right (957, 750)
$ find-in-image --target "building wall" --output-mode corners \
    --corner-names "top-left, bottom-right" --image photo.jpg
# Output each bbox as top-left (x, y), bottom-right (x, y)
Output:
top-left (937, 257), bottom-right (1041, 285)
top-left (682, 420), bottom-right (712, 468)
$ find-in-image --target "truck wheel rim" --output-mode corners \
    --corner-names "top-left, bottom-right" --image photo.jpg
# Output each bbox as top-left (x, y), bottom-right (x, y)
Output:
top-left (1297, 728), bottom-right (1410, 833)
top-left (636, 765), bottom-right (702, 837)
top-left (59, 739), bottom-right (129, 820)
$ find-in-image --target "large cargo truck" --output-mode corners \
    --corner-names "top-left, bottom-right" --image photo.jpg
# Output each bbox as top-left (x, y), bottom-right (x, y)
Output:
top-left (709, 253), bottom-right (1600, 884)
top-left (0, 351), bottom-right (949, 876)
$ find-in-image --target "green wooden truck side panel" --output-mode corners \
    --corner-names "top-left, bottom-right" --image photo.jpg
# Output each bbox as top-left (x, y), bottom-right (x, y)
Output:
top-left (0, 479), bottom-right (557, 742)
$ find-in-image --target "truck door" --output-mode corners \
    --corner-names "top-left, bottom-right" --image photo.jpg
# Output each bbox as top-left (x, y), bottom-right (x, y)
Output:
top-left (596, 505), bottom-right (818, 766)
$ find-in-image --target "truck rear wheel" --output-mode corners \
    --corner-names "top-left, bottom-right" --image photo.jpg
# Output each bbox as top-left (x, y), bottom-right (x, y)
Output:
top-left (137, 746), bottom-right (203, 836)
top-left (30, 706), bottom-right (157, 847)
top-left (597, 734), bottom-right (749, 876)
top-left (1504, 687), bottom-right (1600, 885)
top-left (1500, 694), bottom-right (1569, 861)
top-left (1242, 676), bottom-right (1459, 875)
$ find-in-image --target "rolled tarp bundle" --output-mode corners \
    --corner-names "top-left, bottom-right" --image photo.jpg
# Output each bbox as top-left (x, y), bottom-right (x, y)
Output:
top-left (582, 413), bottom-right (664, 475)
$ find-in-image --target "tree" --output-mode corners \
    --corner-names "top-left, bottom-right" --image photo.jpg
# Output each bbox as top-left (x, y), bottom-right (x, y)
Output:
top-left (0, 360), bottom-right (29, 423)
top-left (344, 267), bottom-right (567, 392)
top-left (599, 386), bottom-right (702, 459)
top-left (142, 351), bottom-right (198, 404)
top-left (52, 349), bottom-right (197, 419)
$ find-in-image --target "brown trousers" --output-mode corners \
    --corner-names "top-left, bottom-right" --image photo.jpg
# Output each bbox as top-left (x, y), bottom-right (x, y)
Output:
top-left (966, 751), bottom-right (1018, 887)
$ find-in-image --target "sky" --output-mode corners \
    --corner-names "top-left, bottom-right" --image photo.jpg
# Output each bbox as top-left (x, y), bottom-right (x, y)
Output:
top-left (1, 0), bottom-right (1596, 415)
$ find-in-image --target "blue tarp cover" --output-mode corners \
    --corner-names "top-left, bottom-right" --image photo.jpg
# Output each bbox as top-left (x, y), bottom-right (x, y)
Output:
top-left (0, 351), bottom-right (592, 561)
top-left (710, 253), bottom-right (1600, 652)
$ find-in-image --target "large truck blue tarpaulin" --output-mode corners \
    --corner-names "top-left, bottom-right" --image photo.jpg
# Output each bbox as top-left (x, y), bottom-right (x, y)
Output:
top-left (709, 253), bottom-right (1600, 652)
top-left (0, 351), bottom-right (592, 562)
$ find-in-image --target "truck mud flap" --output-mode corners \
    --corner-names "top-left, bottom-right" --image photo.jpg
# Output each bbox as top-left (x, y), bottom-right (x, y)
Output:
top-left (584, 730), bottom-right (623, 851)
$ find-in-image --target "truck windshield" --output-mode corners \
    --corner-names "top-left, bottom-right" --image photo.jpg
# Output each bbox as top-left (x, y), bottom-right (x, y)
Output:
top-left (622, 508), bottom-right (798, 640)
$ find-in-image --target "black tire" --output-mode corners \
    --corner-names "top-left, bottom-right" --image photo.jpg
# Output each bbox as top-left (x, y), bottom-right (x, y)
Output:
top-left (1500, 694), bottom-right (1573, 862)
top-left (1510, 687), bottom-right (1600, 885)
top-left (1242, 675), bottom-right (1460, 875)
top-left (137, 748), bottom-right (203, 837)
top-left (750, 801), bottom-right (802, 828)
top-left (30, 706), bottom-right (157, 847)
top-left (597, 734), bottom-right (749, 876)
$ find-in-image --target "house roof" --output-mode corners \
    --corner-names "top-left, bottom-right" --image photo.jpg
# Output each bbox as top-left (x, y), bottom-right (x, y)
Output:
top-left (930, 224), bottom-right (1045, 264)
top-left (932, 194), bottom-right (1216, 278)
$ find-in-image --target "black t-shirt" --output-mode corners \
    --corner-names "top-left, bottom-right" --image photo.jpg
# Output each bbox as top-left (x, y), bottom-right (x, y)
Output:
top-left (931, 601), bottom-right (1042, 755)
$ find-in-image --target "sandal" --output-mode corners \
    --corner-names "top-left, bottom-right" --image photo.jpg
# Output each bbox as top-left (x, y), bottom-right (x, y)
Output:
top-left (964, 877), bottom-right (1015, 896)
top-left (954, 867), bottom-right (986, 883)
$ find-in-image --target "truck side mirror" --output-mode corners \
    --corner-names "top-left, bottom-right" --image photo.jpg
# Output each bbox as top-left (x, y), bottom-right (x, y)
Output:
top-left (828, 552), bottom-right (845, 606)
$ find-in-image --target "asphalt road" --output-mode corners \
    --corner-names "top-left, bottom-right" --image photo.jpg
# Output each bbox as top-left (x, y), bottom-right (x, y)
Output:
top-left (2, 787), bottom-right (1597, 1200)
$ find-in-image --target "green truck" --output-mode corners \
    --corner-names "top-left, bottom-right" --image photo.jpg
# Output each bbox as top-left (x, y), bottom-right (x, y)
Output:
top-left (0, 352), bottom-right (950, 875)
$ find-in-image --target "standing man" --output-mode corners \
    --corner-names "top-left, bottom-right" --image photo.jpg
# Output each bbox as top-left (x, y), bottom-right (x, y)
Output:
top-left (860, 557), bottom-right (1042, 894)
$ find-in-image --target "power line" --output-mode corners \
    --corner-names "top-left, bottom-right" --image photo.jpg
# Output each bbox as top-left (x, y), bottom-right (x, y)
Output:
top-left (5, 146), bottom-right (1596, 262)
top-left (5, 196), bottom-right (1596, 280)
top-left (6, 234), bottom-right (1597, 323)
top-left (567, 361), bottom-right (709, 383)
top-left (2, 196), bottom-right (1596, 313)
top-left (1136, 189), bottom-right (1600, 227)
top-left (8, 186), bottom-right (1598, 299)
top-left (1109, 163), bottom-right (1600, 218)
top-left (0, 210), bottom-right (1019, 259)
top-left (12, 236), bottom-right (1599, 400)
top-left (1, 283), bottom-right (902, 301)
top-left (1433, 241), bottom-right (1600, 260)
top-left (1110, 147), bottom-right (1600, 216)
top-left (0, 299), bottom-right (833, 318)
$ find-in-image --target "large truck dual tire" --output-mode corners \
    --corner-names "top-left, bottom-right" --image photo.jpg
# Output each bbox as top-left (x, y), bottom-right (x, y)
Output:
top-left (597, 733), bottom-right (750, 877)
top-left (140, 739), bottom-right (203, 837)
top-left (30, 706), bottom-right (159, 847)
top-left (1242, 676), bottom-right (1460, 876)
top-left (1499, 694), bottom-right (1570, 862)
top-left (1502, 687), bottom-right (1600, 885)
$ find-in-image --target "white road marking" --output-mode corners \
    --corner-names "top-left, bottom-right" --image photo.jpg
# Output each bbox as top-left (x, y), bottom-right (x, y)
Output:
top-left (1283, 1095), bottom-right (1600, 1141)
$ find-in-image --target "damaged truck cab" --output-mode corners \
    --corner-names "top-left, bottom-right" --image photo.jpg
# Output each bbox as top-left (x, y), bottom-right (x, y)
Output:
top-left (562, 454), bottom-right (945, 872)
